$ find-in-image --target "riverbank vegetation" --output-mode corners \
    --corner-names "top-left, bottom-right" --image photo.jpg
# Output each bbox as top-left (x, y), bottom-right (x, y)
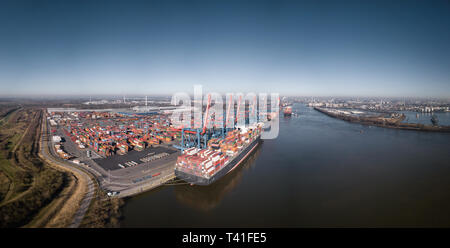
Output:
top-left (79, 185), bottom-right (124, 228)
top-left (0, 107), bottom-right (69, 227)
top-left (0, 104), bottom-right (125, 227)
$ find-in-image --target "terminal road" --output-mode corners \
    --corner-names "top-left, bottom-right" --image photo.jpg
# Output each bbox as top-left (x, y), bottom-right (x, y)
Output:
top-left (40, 113), bottom-right (95, 228)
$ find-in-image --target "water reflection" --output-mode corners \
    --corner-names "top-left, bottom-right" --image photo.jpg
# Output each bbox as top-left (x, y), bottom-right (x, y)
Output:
top-left (173, 146), bottom-right (262, 211)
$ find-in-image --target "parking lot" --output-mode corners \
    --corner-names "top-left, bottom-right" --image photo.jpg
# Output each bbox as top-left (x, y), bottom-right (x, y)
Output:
top-left (93, 146), bottom-right (178, 171)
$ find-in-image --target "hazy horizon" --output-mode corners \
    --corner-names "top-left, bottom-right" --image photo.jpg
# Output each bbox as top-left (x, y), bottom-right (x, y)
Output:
top-left (1, 0), bottom-right (449, 98)
top-left (1, 93), bottom-right (449, 101)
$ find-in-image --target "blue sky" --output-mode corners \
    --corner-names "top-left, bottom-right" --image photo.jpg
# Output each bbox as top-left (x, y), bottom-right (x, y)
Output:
top-left (0, 0), bottom-right (449, 97)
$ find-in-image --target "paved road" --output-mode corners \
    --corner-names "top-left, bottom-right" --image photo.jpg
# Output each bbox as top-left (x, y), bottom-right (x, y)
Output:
top-left (40, 112), bottom-right (95, 228)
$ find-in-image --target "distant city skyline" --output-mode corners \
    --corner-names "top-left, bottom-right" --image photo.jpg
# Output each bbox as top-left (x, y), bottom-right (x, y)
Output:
top-left (0, 0), bottom-right (449, 98)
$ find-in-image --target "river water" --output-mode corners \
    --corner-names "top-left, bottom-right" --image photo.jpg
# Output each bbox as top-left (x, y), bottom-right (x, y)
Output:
top-left (121, 104), bottom-right (450, 227)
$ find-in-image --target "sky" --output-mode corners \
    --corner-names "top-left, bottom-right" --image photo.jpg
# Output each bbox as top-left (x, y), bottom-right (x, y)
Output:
top-left (0, 0), bottom-right (449, 97)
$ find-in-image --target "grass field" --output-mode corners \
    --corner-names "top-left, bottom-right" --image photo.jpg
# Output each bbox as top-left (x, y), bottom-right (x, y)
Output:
top-left (0, 107), bottom-right (67, 227)
top-left (79, 188), bottom-right (123, 228)
top-left (0, 105), bottom-right (123, 227)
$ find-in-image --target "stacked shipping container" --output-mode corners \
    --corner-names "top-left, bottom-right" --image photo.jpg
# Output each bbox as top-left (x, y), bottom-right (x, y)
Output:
top-left (52, 111), bottom-right (181, 157)
top-left (175, 124), bottom-right (262, 179)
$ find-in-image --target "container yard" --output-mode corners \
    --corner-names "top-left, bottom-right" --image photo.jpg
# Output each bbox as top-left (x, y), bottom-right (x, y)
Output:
top-left (46, 109), bottom-right (183, 196)
top-left (45, 93), bottom-right (271, 194)
top-left (60, 111), bottom-right (179, 157)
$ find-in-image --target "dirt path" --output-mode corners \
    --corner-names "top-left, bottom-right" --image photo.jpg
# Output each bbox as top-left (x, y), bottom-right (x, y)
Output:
top-left (69, 177), bottom-right (94, 227)
top-left (39, 111), bottom-right (95, 228)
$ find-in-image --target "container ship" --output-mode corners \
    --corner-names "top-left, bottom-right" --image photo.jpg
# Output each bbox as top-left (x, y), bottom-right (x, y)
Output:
top-left (174, 123), bottom-right (262, 186)
top-left (283, 106), bottom-right (292, 116)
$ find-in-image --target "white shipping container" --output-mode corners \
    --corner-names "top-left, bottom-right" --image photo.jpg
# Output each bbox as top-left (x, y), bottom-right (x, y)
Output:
top-left (204, 161), bottom-right (214, 170)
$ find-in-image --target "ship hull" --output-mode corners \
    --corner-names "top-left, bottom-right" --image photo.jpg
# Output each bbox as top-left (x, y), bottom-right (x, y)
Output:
top-left (175, 137), bottom-right (261, 186)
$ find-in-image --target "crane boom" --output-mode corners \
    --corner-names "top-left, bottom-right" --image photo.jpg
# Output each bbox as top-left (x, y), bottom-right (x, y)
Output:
top-left (225, 94), bottom-right (233, 128)
top-left (202, 94), bottom-right (211, 135)
top-left (251, 95), bottom-right (256, 116)
top-left (235, 95), bottom-right (242, 126)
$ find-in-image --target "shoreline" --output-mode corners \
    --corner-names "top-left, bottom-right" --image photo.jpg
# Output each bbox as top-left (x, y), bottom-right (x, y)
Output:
top-left (314, 107), bottom-right (450, 133)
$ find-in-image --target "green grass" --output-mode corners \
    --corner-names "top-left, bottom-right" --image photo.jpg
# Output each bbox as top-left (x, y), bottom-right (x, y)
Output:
top-left (0, 108), bottom-right (66, 227)
top-left (0, 171), bottom-right (10, 202)
top-left (0, 127), bottom-right (33, 202)
top-left (0, 155), bottom-right (31, 202)
top-left (0, 167), bottom-right (64, 227)
top-left (79, 189), bottom-right (123, 228)
top-left (0, 106), bottom-right (21, 126)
